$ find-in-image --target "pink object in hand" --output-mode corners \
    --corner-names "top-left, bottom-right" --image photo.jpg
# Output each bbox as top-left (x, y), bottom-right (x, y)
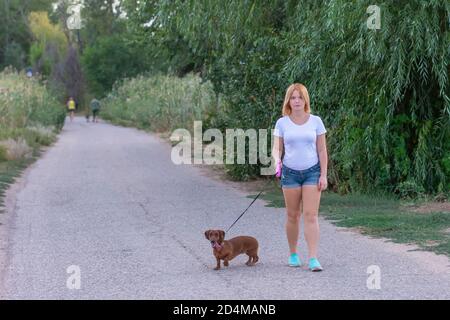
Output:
top-left (275, 161), bottom-right (282, 178)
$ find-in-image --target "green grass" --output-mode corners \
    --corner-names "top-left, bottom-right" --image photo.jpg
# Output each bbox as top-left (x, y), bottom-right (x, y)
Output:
top-left (257, 182), bottom-right (450, 257)
top-left (0, 157), bottom-right (36, 215)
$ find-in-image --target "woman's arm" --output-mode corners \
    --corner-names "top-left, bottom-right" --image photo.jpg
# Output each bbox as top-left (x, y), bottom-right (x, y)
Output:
top-left (272, 136), bottom-right (284, 164)
top-left (316, 134), bottom-right (328, 190)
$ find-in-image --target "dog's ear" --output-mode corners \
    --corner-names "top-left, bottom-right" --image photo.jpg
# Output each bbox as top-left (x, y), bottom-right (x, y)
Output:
top-left (204, 230), bottom-right (211, 240)
top-left (219, 230), bottom-right (225, 241)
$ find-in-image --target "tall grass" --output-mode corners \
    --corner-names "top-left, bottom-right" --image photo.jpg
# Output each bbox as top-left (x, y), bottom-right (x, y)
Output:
top-left (0, 67), bottom-right (66, 211)
top-left (0, 67), bottom-right (66, 160)
top-left (101, 73), bottom-right (218, 132)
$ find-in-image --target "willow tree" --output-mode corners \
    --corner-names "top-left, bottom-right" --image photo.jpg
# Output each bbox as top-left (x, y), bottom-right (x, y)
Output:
top-left (284, 0), bottom-right (449, 195)
top-left (127, 0), bottom-right (449, 195)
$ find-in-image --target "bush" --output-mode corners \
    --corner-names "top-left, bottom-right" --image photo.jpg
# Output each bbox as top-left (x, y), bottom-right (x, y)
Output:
top-left (0, 138), bottom-right (33, 160)
top-left (102, 73), bottom-right (218, 133)
top-left (26, 124), bottom-right (57, 146)
top-left (0, 68), bottom-right (64, 153)
top-left (0, 145), bottom-right (7, 162)
top-left (395, 179), bottom-right (426, 199)
top-left (0, 68), bottom-right (66, 129)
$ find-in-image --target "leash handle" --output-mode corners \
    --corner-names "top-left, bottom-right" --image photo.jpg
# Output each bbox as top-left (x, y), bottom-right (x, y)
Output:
top-left (225, 179), bottom-right (274, 233)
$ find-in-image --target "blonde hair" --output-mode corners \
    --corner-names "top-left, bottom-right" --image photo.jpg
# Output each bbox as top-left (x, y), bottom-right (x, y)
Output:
top-left (282, 83), bottom-right (311, 116)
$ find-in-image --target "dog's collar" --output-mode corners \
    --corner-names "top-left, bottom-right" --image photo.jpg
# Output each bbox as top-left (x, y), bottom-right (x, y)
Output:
top-left (211, 241), bottom-right (222, 250)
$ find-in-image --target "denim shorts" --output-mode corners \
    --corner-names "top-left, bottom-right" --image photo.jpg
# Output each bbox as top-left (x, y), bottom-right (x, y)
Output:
top-left (280, 162), bottom-right (321, 188)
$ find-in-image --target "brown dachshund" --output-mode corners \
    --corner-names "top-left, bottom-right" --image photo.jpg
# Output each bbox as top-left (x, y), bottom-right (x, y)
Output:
top-left (204, 229), bottom-right (259, 270)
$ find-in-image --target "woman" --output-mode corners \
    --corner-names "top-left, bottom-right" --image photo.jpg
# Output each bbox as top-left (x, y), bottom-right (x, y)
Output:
top-left (272, 83), bottom-right (328, 271)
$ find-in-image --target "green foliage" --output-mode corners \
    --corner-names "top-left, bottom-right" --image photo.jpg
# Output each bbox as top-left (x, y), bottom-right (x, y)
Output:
top-left (0, 145), bottom-right (7, 162)
top-left (122, 0), bottom-right (205, 76)
top-left (124, 0), bottom-right (449, 196)
top-left (0, 0), bottom-right (32, 70)
top-left (80, 0), bottom-right (127, 47)
top-left (396, 179), bottom-right (426, 199)
top-left (4, 42), bottom-right (27, 70)
top-left (283, 0), bottom-right (449, 196)
top-left (101, 73), bottom-right (217, 132)
top-left (29, 42), bottom-right (44, 65)
top-left (28, 11), bottom-right (68, 54)
top-left (28, 11), bottom-right (68, 78)
top-left (81, 35), bottom-right (151, 97)
top-left (0, 0), bottom-right (56, 69)
top-left (0, 68), bottom-right (66, 134)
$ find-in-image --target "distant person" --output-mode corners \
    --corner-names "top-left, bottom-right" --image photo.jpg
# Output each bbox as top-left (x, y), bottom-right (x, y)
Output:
top-left (90, 98), bottom-right (101, 123)
top-left (26, 67), bottom-right (33, 78)
top-left (67, 97), bottom-right (76, 122)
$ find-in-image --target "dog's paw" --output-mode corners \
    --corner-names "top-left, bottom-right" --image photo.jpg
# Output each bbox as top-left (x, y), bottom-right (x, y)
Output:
top-left (224, 261), bottom-right (229, 267)
top-left (214, 267), bottom-right (220, 270)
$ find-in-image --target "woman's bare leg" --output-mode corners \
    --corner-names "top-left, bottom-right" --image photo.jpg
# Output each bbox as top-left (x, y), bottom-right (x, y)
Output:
top-left (282, 187), bottom-right (302, 254)
top-left (301, 185), bottom-right (321, 259)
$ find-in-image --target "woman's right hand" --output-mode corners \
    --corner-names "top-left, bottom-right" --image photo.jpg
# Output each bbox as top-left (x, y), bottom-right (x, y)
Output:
top-left (275, 160), bottom-right (282, 178)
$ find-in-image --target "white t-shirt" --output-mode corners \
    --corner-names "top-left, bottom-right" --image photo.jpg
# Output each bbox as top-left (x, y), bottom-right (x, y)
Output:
top-left (274, 114), bottom-right (327, 170)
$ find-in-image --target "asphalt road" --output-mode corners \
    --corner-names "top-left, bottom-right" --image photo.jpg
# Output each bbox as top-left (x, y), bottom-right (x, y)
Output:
top-left (1, 117), bottom-right (449, 299)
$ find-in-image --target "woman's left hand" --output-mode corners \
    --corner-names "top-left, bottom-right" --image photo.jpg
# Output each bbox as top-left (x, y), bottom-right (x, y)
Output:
top-left (318, 176), bottom-right (328, 191)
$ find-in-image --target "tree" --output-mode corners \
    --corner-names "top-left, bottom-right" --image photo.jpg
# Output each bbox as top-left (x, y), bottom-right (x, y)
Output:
top-left (52, 45), bottom-right (86, 104)
top-left (80, 0), bottom-right (126, 46)
top-left (81, 34), bottom-right (148, 97)
top-left (0, 0), bottom-right (55, 70)
top-left (28, 11), bottom-right (68, 77)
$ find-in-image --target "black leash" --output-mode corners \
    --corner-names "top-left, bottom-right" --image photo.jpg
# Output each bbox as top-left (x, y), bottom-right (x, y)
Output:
top-left (225, 178), bottom-right (275, 233)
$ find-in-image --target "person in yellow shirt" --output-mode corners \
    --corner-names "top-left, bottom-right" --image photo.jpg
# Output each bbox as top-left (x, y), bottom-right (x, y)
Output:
top-left (67, 97), bottom-right (76, 122)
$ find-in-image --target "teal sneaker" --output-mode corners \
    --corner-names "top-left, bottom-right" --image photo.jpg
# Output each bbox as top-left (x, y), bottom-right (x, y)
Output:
top-left (308, 258), bottom-right (323, 272)
top-left (288, 253), bottom-right (302, 267)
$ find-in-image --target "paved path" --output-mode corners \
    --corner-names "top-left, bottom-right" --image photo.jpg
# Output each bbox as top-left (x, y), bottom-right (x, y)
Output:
top-left (1, 117), bottom-right (449, 299)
